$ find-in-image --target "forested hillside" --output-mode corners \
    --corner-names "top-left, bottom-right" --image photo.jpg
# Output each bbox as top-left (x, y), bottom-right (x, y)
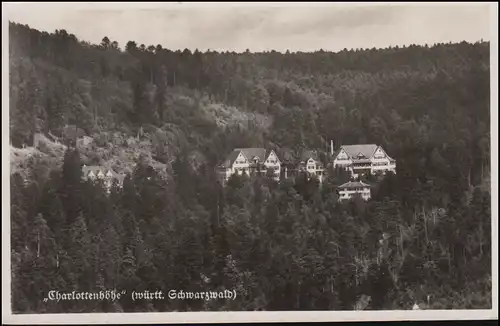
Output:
top-left (9, 22), bottom-right (492, 312)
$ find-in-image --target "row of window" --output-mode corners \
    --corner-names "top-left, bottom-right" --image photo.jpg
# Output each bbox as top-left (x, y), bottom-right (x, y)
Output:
top-left (351, 163), bottom-right (394, 168)
top-left (235, 160), bottom-right (278, 165)
top-left (340, 193), bottom-right (370, 197)
top-left (87, 173), bottom-right (113, 178)
top-left (336, 158), bottom-right (392, 163)
top-left (340, 188), bottom-right (370, 192)
top-left (235, 166), bottom-right (280, 172)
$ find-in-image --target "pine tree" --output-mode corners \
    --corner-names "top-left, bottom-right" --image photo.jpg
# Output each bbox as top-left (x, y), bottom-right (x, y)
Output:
top-left (29, 214), bottom-right (56, 260)
top-left (118, 247), bottom-right (143, 312)
top-left (39, 171), bottom-right (66, 240)
top-left (11, 173), bottom-right (28, 251)
top-left (68, 214), bottom-right (92, 290)
top-left (61, 148), bottom-right (82, 225)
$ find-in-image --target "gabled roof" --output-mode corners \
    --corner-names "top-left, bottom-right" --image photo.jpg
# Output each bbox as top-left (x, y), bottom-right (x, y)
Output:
top-left (219, 150), bottom-right (243, 168)
top-left (341, 144), bottom-right (378, 159)
top-left (219, 148), bottom-right (281, 168)
top-left (300, 150), bottom-right (320, 162)
top-left (219, 148), bottom-right (266, 168)
top-left (82, 165), bottom-right (124, 182)
top-left (237, 148), bottom-right (267, 162)
top-left (265, 149), bottom-right (281, 163)
top-left (338, 181), bottom-right (371, 189)
top-left (82, 165), bottom-right (102, 175)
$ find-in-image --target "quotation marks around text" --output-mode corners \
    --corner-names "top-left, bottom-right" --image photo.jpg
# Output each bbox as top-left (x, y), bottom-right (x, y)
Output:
top-left (43, 289), bottom-right (238, 303)
top-left (43, 290), bottom-right (127, 302)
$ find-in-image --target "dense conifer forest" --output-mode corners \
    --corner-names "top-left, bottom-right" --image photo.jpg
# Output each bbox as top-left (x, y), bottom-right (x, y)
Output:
top-left (9, 22), bottom-right (492, 312)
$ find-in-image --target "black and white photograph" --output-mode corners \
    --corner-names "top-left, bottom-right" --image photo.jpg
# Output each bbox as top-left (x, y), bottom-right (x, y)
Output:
top-left (2, 2), bottom-right (498, 324)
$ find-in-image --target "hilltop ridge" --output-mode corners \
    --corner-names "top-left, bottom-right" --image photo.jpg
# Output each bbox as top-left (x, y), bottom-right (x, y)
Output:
top-left (8, 21), bottom-right (492, 313)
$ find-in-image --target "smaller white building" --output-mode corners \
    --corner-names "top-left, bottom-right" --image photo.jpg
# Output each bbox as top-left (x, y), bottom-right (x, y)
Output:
top-left (76, 135), bottom-right (94, 148)
top-left (298, 150), bottom-right (325, 183)
top-left (337, 181), bottom-right (371, 201)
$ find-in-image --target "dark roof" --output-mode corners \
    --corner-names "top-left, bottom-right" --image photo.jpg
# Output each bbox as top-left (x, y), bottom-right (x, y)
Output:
top-left (219, 148), bottom-right (270, 168)
top-left (219, 150), bottom-right (241, 168)
top-left (338, 181), bottom-right (371, 189)
top-left (300, 150), bottom-right (320, 162)
top-left (82, 165), bottom-right (124, 182)
top-left (237, 148), bottom-right (267, 162)
top-left (341, 144), bottom-right (378, 159)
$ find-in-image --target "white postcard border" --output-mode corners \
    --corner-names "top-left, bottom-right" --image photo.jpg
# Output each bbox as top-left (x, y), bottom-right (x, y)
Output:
top-left (2, 2), bottom-right (498, 324)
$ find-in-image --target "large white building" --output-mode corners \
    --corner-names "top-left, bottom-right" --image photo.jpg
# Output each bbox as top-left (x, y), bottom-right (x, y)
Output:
top-left (81, 165), bottom-right (125, 192)
top-left (337, 181), bottom-right (371, 201)
top-left (332, 144), bottom-right (396, 179)
top-left (217, 148), bottom-right (281, 183)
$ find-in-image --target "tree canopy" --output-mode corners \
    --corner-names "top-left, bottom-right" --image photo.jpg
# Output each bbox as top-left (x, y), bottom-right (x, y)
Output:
top-left (9, 22), bottom-right (491, 312)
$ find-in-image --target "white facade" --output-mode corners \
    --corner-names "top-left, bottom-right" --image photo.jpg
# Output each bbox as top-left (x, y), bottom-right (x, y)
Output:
top-left (217, 149), bottom-right (281, 183)
top-left (337, 181), bottom-right (371, 201)
top-left (265, 151), bottom-right (281, 177)
top-left (333, 144), bottom-right (396, 179)
top-left (82, 165), bottom-right (124, 193)
top-left (299, 157), bottom-right (325, 183)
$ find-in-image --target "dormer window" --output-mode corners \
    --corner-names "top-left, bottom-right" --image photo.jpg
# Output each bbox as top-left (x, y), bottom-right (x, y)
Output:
top-left (357, 153), bottom-right (366, 159)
